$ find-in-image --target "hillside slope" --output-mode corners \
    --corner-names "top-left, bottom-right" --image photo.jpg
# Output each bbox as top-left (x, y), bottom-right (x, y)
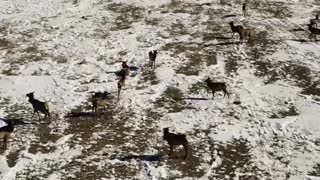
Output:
top-left (0, 0), bottom-right (320, 179)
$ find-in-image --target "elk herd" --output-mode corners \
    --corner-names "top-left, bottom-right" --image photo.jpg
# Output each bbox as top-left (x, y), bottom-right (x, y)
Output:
top-left (1, 1), bottom-right (319, 161)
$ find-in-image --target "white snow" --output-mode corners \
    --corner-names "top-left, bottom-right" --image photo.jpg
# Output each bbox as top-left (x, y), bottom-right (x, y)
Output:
top-left (0, 119), bottom-right (8, 128)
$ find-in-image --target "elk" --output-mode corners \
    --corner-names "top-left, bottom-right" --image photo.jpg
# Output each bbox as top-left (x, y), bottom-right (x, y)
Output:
top-left (243, 0), bottom-right (250, 17)
top-left (310, 15), bottom-right (320, 28)
top-left (0, 119), bottom-right (14, 149)
top-left (121, 61), bottom-right (130, 77)
top-left (26, 92), bottom-right (50, 122)
top-left (90, 91), bottom-right (109, 115)
top-left (307, 23), bottom-right (320, 40)
top-left (205, 78), bottom-right (230, 99)
top-left (238, 26), bottom-right (253, 43)
top-left (229, 21), bottom-right (243, 38)
top-left (149, 50), bottom-right (158, 70)
top-left (163, 128), bottom-right (188, 159)
top-left (242, 3), bottom-right (248, 17)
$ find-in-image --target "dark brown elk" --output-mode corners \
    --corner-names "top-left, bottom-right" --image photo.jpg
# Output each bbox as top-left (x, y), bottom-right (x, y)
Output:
top-left (310, 15), bottom-right (320, 28)
top-left (149, 50), bottom-right (158, 70)
top-left (0, 119), bottom-right (14, 149)
top-left (163, 128), bottom-right (188, 159)
top-left (205, 78), bottom-right (230, 99)
top-left (229, 22), bottom-right (253, 43)
top-left (26, 92), bottom-right (50, 122)
top-left (242, 3), bottom-right (248, 17)
top-left (307, 24), bottom-right (320, 40)
top-left (229, 22), bottom-right (243, 38)
top-left (121, 62), bottom-right (130, 77)
top-left (242, 0), bottom-right (250, 17)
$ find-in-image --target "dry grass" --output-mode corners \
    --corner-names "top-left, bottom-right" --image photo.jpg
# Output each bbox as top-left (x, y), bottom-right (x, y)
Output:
top-left (154, 86), bottom-right (192, 113)
top-left (252, 1), bottom-right (293, 18)
top-left (107, 3), bottom-right (145, 31)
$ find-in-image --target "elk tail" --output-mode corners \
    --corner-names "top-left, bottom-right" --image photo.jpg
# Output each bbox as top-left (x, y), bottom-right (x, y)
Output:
top-left (44, 102), bottom-right (50, 112)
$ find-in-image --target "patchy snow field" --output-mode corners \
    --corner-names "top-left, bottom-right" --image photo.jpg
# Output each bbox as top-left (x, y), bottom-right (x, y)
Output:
top-left (0, 0), bottom-right (320, 179)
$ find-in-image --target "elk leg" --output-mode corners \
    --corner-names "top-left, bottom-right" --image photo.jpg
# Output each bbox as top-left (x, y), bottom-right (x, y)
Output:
top-left (3, 136), bottom-right (7, 149)
top-left (212, 90), bottom-right (215, 99)
top-left (242, 6), bottom-right (246, 17)
top-left (183, 144), bottom-right (188, 159)
top-left (31, 110), bottom-right (36, 118)
top-left (117, 82), bottom-right (121, 100)
top-left (309, 33), bottom-right (313, 40)
top-left (43, 113), bottom-right (47, 121)
top-left (169, 145), bottom-right (173, 156)
top-left (47, 111), bottom-right (51, 122)
top-left (239, 32), bottom-right (244, 44)
top-left (223, 89), bottom-right (230, 98)
top-left (37, 111), bottom-right (41, 121)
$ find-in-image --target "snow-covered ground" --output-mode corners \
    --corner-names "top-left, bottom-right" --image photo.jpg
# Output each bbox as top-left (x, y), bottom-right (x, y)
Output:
top-left (0, 0), bottom-right (320, 179)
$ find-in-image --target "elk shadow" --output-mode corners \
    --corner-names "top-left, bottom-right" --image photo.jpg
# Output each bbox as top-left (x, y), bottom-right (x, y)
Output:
top-left (111, 154), bottom-right (164, 162)
top-left (183, 97), bottom-right (211, 101)
top-left (64, 112), bottom-right (93, 118)
top-left (106, 66), bottom-right (139, 76)
top-left (5, 118), bottom-right (39, 126)
top-left (204, 41), bottom-right (240, 47)
top-left (222, 14), bottom-right (237, 18)
top-left (291, 28), bottom-right (304, 32)
top-left (129, 66), bottom-right (139, 71)
top-left (215, 36), bottom-right (232, 40)
top-left (288, 39), bottom-right (309, 43)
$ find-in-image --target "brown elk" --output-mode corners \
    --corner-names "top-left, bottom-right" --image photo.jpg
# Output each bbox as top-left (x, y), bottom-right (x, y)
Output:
top-left (205, 78), bottom-right (229, 99)
top-left (163, 128), bottom-right (188, 159)
top-left (26, 92), bottom-right (50, 122)
top-left (149, 50), bottom-right (158, 70)
top-left (307, 24), bottom-right (320, 40)
top-left (310, 15), bottom-right (320, 28)
top-left (238, 26), bottom-right (253, 43)
top-left (229, 22), bottom-right (243, 38)
top-left (90, 91), bottom-right (109, 115)
top-left (242, 0), bottom-right (250, 17)
top-left (121, 62), bottom-right (130, 77)
top-left (0, 119), bottom-right (14, 149)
